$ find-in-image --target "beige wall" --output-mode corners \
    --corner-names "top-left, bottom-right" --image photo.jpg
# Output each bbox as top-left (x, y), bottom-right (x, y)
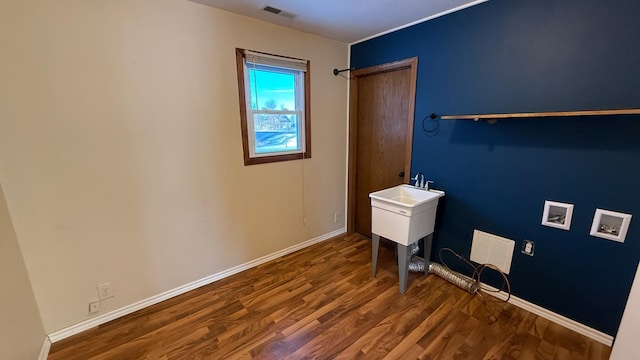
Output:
top-left (0, 183), bottom-right (46, 359)
top-left (0, 0), bottom-right (348, 333)
top-left (611, 262), bottom-right (640, 359)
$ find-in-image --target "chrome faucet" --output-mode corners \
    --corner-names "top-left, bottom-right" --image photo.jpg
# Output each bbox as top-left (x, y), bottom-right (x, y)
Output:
top-left (425, 180), bottom-right (434, 191)
top-left (412, 173), bottom-right (424, 188)
top-left (412, 173), bottom-right (434, 190)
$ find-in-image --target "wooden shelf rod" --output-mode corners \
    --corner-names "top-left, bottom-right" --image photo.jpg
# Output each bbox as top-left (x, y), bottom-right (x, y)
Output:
top-left (440, 108), bottom-right (640, 120)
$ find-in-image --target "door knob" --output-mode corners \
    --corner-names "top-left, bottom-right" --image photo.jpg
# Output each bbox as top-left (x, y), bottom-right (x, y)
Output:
top-left (398, 171), bottom-right (405, 177)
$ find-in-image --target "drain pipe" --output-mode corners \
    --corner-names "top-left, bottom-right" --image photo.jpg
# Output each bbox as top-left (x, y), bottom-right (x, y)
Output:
top-left (407, 243), bottom-right (479, 294)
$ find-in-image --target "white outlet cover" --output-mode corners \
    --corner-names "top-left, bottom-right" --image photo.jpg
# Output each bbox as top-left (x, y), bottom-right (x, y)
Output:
top-left (89, 301), bottom-right (100, 314)
top-left (522, 240), bottom-right (535, 256)
top-left (97, 283), bottom-right (113, 300)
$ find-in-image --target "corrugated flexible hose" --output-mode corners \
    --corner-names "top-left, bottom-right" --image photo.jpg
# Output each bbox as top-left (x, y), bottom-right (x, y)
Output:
top-left (407, 243), bottom-right (479, 294)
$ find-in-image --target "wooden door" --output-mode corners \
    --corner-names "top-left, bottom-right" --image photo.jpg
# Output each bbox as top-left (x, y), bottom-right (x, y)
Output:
top-left (348, 58), bottom-right (418, 237)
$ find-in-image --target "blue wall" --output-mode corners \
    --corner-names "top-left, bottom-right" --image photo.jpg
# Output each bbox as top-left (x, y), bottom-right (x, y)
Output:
top-left (351, 0), bottom-right (640, 336)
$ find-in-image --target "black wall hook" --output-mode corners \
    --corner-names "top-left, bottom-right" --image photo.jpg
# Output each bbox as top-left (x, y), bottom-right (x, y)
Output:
top-left (333, 67), bottom-right (354, 76)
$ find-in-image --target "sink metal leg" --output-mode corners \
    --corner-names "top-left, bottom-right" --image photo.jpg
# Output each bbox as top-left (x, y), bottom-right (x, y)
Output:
top-left (398, 243), bottom-right (411, 294)
top-left (371, 234), bottom-right (380, 277)
top-left (423, 234), bottom-right (433, 275)
top-left (372, 234), bottom-right (435, 293)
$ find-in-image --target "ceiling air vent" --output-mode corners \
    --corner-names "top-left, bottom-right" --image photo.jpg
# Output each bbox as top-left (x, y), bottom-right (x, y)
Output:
top-left (262, 5), bottom-right (296, 19)
top-left (262, 5), bottom-right (281, 14)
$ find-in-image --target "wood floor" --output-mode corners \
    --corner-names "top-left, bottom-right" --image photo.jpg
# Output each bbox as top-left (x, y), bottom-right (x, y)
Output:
top-left (49, 233), bottom-right (611, 360)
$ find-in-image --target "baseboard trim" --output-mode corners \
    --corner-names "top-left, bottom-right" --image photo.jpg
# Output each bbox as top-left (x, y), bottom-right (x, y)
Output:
top-left (481, 283), bottom-right (614, 346)
top-left (38, 336), bottom-right (51, 360)
top-left (48, 228), bottom-right (346, 343)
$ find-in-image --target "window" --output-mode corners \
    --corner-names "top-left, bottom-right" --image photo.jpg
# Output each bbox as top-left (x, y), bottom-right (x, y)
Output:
top-left (235, 48), bottom-right (311, 165)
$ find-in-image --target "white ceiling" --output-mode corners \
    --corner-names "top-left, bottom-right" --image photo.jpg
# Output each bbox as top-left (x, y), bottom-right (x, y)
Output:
top-left (190, 0), bottom-right (488, 44)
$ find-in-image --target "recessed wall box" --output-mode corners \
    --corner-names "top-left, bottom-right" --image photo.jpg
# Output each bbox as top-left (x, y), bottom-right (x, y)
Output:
top-left (590, 209), bottom-right (632, 243)
top-left (541, 200), bottom-right (574, 230)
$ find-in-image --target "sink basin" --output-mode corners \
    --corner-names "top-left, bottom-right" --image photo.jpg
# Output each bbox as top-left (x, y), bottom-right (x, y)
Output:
top-left (370, 184), bottom-right (443, 209)
top-left (369, 185), bottom-right (444, 246)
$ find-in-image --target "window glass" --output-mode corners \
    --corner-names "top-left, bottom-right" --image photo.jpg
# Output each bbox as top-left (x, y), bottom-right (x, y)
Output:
top-left (249, 68), bottom-right (296, 111)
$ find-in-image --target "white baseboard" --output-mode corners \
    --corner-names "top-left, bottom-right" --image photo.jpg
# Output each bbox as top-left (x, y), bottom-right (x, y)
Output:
top-left (48, 228), bottom-right (346, 343)
top-left (38, 336), bottom-right (51, 360)
top-left (481, 283), bottom-right (613, 346)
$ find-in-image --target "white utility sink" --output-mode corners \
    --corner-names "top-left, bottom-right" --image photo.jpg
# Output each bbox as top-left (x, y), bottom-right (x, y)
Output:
top-left (369, 185), bottom-right (444, 246)
top-left (369, 184), bottom-right (445, 293)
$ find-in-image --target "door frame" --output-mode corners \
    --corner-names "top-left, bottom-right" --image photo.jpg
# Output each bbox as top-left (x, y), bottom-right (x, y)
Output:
top-left (347, 57), bottom-right (419, 233)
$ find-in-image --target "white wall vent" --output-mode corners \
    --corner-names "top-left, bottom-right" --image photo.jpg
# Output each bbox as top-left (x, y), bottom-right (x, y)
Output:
top-left (470, 229), bottom-right (515, 274)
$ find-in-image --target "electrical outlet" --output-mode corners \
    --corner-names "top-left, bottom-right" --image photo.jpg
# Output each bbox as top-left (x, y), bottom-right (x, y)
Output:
top-left (97, 282), bottom-right (114, 300)
top-left (334, 211), bottom-right (342, 223)
top-left (89, 301), bottom-right (100, 314)
top-left (522, 240), bottom-right (535, 256)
